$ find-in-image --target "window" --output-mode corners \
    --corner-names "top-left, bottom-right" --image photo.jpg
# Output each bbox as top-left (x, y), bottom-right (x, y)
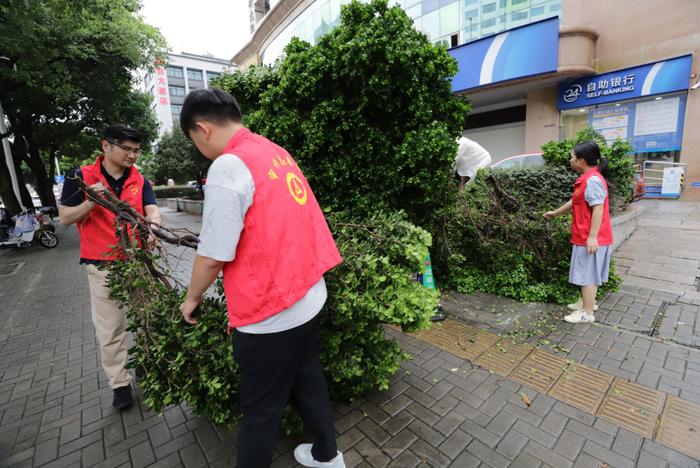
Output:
top-left (531, 6), bottom-right (545, 16)
top-left (450, 33), bottom-right (459, 47)
top-left (422, 0), bottom-right (439, 14)
top-left (187, 69), bottom-right (203, 81)
top-left (169, 85), bottom-right (185, 97)
top-left (440, 1), bottom-right (460, 37)
top-left (167, 66), bottom-right (184, 79)
top-left (481, 18), bottom-right (496, 28)
top-left (421, 9), bottom-right (440, 40)
top-left (464, 8), bottom-right (478, 19)
top-left (549, 4), bottom-right (561, 12)
top-left (464, 0), bottom-right (478, 4)
top-left (512, 0), bottom-right (528, 4)
top-left (407, 3), bottom-right (421, 18)
top-left (511, 11), bottom-right (528, 21)
top-left (206, 71), bottom-right (221, 83)
top-left (482, 3), bottom-right (496, 13)
top-left (171, 104), bottom-right (182, 116)
top-left (499, 0), bottom-right (506, 7)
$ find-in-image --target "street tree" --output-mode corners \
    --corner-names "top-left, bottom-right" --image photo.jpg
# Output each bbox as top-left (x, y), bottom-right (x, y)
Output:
top-left (151, 128), bottom-right (210, 185)
top-left (239, 0), bottom-right (471, 227)
top-left (0, 0), bottom-right (166, 213)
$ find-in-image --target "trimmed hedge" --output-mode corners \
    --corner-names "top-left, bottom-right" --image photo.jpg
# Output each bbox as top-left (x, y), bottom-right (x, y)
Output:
top-left (432, 165), bottom-right (620, 304)
top-left (152, 186), bottom-right (197, 199)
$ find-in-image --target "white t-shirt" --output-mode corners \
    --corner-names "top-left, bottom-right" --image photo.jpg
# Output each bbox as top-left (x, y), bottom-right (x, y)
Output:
top-left (197, 153), bottom-right (327, 334)
top-left (453, 137), bottom-right (492, 178)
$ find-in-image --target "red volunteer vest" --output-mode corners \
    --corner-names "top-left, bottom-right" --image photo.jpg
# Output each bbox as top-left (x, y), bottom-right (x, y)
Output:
top-left (220, 128), bottom-right (343, 328)
top-left (77, 157), bottom-right (145, 260)
top-left (571, 169), bottom-right (613, 246)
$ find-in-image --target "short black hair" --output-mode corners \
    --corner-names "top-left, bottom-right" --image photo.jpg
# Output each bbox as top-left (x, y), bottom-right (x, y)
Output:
top-left (180, 88), bottom-right (243, 138)
top-left (103, 124), bottom-right (142, 143)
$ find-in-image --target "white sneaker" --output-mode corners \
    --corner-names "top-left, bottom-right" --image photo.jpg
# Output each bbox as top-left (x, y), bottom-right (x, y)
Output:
top-left (563, 310), bottom-right (595, 324)
top-left (294, 444), bottom-right (346, 468)
top-left (567, 297), bottom-right (598, 312)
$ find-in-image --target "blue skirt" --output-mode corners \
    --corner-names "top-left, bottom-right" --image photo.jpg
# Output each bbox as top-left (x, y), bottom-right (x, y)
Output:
top-left (569, 245), bottom-right (612, 286)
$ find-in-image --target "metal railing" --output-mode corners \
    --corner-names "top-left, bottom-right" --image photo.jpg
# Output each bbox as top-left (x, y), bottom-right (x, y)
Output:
top-left (642, 160), bottom-right (687, 199)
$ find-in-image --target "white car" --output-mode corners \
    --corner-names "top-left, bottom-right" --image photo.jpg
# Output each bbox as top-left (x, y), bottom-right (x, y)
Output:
top-left (491, 153), bottom-right (544, 170)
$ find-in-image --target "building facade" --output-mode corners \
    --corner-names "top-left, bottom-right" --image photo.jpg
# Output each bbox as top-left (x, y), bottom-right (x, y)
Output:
top-left (233, 0), bottom-right (700, 198)
top-left (143, 53), bottom-right (233, 136)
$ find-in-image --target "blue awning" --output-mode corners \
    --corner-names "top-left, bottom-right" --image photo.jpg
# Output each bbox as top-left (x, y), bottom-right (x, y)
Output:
top-left (448, 17), bottom-right (560, 93)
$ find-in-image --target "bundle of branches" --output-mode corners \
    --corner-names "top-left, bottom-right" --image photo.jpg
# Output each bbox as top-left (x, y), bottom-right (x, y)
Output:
top-left (78, 178), bottom-right (437, 429)
top-left (432, 166), bottom-right (619, 304)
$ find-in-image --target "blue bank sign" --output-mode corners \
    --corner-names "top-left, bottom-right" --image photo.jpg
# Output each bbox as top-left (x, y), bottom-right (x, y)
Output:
top-left (558, 55), bottom-right (692, 110)
top-left (449, 17), bottom-right (559, 93)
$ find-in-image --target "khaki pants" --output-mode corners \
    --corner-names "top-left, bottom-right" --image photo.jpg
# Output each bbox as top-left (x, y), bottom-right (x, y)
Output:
top-left (86, 265), bottom-right (132, 389)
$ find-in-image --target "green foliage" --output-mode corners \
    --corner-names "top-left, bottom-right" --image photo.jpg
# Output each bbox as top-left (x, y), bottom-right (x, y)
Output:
top-left (322, 211), bottom-right (439, 399)
top-left (432, 166), bottom-right (620, 304)
top-left (210, 65), bottom-right (279, 118)
top-left (0, 0), bottom-right (166, 212)
top-left (108, 262), bottom-right (239, 426)
top-left (151, 129), bottom-right (211, 185)
top-left (217, 0), bottom-right (470, 227)
top-left (106, 210), bottom-right (437, 429)
top-left (541, 127), bottom-right (636, 213)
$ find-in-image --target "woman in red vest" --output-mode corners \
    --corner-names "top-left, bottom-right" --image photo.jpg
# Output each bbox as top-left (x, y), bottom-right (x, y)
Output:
top-left (544, 141), bottom-right (613, 324)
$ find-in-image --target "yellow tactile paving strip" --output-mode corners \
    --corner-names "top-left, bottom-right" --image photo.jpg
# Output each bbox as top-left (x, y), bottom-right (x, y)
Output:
top-left (473, 338), bottom-right (532, 376)
top-left (656, 396), bottom-right (700, 460)
top-left (398, 319), bottom-right (700, 461)
top-left (549, 364), bottom-right (613, 414)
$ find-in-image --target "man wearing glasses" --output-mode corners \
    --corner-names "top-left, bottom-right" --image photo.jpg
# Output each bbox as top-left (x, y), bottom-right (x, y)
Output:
top-left (59, 124), bottom-right (161, 410)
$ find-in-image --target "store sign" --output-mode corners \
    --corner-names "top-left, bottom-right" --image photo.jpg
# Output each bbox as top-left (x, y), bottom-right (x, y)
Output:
top-left (155, 66), bottom-right (169, 105)
top-left (449, 17), bottom-right (559, 93)
top-left (558, 55), bottom-right (692, 110)
top-left (588, 94), bottom-right (686, 152)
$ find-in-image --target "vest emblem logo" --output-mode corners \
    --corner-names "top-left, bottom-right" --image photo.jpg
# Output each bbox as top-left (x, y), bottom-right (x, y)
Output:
top-left (129, 184), bottom-right (139, 196)
top-left (286, 172), bottom-right (307, 206)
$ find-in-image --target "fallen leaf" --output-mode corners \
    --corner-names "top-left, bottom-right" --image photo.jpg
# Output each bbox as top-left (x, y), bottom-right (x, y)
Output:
top-left (520, 392), bottom-right (532, 407)
top-left (450, 368), bottom-right (459, 372)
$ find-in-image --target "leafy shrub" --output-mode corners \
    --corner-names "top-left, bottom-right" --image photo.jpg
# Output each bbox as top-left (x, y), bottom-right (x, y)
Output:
top-left (432, 166), bottom-right (620, 304)
top-left (217, 0), bottom-right (470, 228)
top-left (152, 186), bottom-right (197, 199)
top-left (541, 127), bottom-right (635, 214)
top-left (106, 210), bottom-right (437, 429)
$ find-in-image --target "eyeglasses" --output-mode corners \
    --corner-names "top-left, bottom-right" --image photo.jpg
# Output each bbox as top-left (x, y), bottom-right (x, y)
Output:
top-left (107, 140), bottom-right (143, 156)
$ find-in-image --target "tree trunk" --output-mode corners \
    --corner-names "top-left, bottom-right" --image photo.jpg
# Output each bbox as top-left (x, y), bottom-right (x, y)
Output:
top-left (48, 145), bottom-right (57, 180)
top-left (24, 124), bottom-right (57, 208)
top-left (0, 151), bottom-right (21, 215)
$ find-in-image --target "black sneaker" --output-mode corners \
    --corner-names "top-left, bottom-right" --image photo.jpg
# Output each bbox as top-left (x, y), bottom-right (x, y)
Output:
top-left (430, 304), bottom-right (447, 322)
top-left (112, 385), bottom-right (134, 410)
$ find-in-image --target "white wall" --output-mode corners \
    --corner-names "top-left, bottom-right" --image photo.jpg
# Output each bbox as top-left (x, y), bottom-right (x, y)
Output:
top-left (462, 122), bottom-right (526, 163)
